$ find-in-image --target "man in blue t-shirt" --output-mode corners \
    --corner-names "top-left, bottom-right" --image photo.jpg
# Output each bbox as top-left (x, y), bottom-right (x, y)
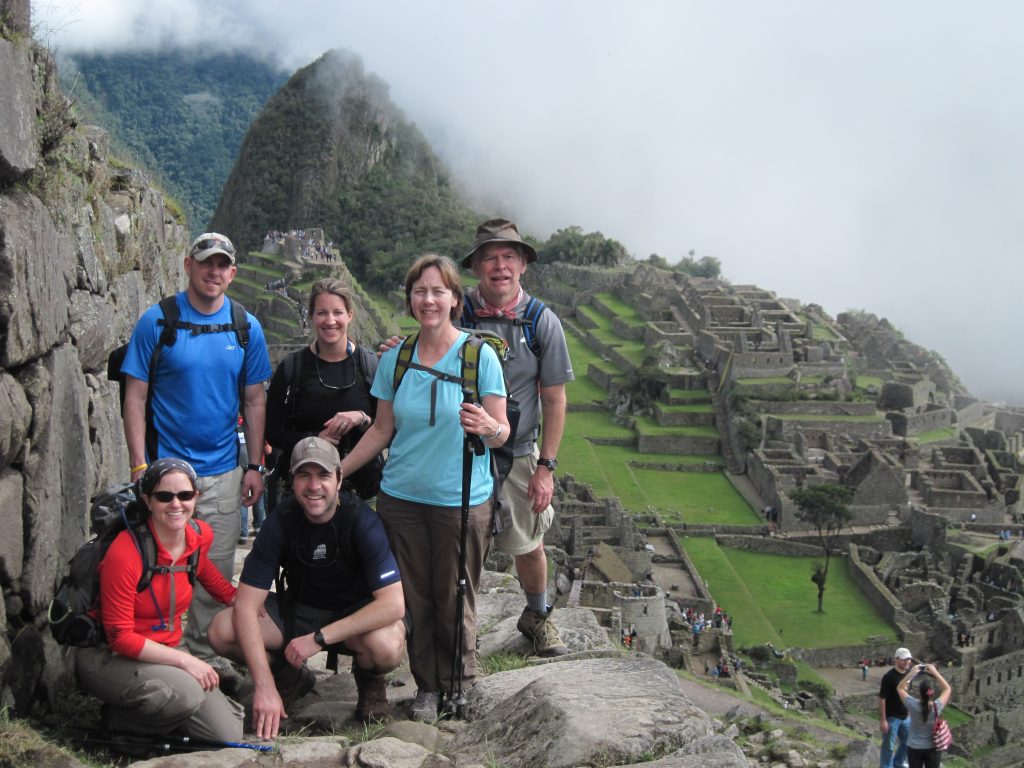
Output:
top-left (209, 438), bottom-right (406, 739)
top-left (121, 232), bottom-right (272, 669)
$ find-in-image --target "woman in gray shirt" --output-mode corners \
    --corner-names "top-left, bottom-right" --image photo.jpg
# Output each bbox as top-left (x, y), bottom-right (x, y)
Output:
top-left (897, 661), bottom-right (952, 768)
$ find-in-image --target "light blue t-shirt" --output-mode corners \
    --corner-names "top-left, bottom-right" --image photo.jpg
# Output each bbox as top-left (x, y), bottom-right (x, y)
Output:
top-left (372, 332), bottom-right (506, 507)
top-left (121, 293), bottom-right (272, 475)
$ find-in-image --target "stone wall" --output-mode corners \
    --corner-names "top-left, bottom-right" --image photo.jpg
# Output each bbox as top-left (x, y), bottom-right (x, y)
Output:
top-left (0, 20), bottom-right (188, 714)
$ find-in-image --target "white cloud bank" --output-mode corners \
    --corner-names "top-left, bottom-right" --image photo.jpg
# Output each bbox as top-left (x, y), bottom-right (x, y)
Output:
top-left (31, 0), bottom-right (1024, 404)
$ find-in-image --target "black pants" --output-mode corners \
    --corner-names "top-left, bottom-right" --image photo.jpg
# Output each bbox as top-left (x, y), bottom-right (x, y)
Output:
top-left (908, 746), bottom-right (941, 768)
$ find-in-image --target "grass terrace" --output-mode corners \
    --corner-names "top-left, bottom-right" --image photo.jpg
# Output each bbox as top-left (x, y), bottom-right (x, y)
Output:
top-left (914, 426), bottom-right (959, 444)
top-left (634, 415), bottom-right (718, 438)
top-left (595, 292), bottom-right (646, 327)
top-left (238, 261), bottom-right (280, 277)
top-left (681, 538), bottom-right (896, 649)
top-left (768, 413), bottom-right (884, 423)
top-left (668, 388), bottom-right (712, 401)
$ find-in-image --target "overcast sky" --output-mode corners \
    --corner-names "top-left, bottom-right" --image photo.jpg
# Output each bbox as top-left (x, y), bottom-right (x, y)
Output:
top-left (32, 1), bottom-right (1024, 405)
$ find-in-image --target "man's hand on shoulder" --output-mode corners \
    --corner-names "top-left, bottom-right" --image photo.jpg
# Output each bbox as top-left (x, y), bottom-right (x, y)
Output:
top-left (377, 335), bottom-right (404, 358)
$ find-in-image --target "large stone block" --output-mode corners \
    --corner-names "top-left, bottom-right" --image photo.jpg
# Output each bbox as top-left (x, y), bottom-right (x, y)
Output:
top-left (86, 373), bottom-right (128, 492)
top-left (68, 289), bottom-right (116, 372)
top-left (0, 468), bottom-right (24, 582)
top-left (17, 344), bottom-right (94, 612)
top-left (0, 39), bottom-right (37, 182)
top-left (0, 371), bottom-right (30, 471)
top-left (0, 192), bottom-right (75, 367)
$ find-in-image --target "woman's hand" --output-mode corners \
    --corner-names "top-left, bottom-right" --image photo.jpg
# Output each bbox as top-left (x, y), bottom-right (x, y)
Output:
top-left (180, 653), bottom-right (220, 691)
top-left (460, 401), bottom-right (497, 439)
top-left (320, 411), bottom-right (367, 444)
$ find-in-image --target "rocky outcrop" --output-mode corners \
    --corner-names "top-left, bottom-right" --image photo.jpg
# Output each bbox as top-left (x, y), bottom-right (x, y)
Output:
top-left (0, 4), bottom-right (188, 714)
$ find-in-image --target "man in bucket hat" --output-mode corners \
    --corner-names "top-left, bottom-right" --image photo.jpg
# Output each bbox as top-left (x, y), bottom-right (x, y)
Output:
top-left (878, 646), bottom-right (914, 768)
top-left (461, 218), bottom-right (574, 657)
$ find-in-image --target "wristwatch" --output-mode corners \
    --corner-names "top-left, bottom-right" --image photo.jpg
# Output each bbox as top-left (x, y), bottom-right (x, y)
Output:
top-left (314, 629), bottom-right (328, 648)
top-left (245, 463), bottom-right (266, 475)
top-left (537, 457), bottom-right (558, 472)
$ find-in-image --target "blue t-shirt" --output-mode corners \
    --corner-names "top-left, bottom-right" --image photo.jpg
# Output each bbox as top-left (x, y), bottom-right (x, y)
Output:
top-left (372, 332), bottom-right (506, 507)
top-left (121, 293), bottom-right (272, 475)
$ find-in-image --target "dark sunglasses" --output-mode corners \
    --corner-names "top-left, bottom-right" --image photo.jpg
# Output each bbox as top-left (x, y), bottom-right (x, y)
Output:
top-left (189, 238), bottom-right (235, 256)
top-left (152, 490), bottom-right (198, 503)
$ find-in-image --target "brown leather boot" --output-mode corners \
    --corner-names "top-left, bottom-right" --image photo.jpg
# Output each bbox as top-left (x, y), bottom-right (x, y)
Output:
top-left (353, 665), bottom-right (390, 722)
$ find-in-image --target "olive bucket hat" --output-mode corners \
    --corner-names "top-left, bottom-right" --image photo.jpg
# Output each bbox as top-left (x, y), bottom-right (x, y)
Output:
top-left (462, 218), bottom-right (538, 268)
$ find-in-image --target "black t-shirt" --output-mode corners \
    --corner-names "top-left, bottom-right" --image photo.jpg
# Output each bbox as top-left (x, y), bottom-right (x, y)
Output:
top-left (240, 494), bottom-right (400, 612)
top-left (265, 346), bottom-right (375, 472)
top-left (879, 667), bottom-right (909, 719)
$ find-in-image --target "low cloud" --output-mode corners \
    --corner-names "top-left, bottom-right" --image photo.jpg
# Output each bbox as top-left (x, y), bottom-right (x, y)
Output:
top-left (32, 0), bottom-right (1024, 403)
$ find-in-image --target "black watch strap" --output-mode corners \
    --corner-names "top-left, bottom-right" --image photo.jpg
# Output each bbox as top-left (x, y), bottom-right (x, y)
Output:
top-left (314, 629), bottom-right (327, 648)
top-left (245, 463), bottom-right (266, 475)
top-left (537, 457), bottom-right (558, 472)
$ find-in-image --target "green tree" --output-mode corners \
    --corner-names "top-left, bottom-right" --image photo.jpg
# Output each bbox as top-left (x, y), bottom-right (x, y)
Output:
top-left (676, 250), bottom-right (722, 278)
top-left (789, 484), bottom-right (854, 613)
top-left (539, 226), bottom-right (630, 267)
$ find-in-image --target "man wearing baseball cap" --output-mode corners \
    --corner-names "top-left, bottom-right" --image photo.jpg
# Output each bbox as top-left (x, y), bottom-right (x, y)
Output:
top-left (120, 232), bottom-right (272, 682)
top-left (461, 218), bottom-right (574, 657)
top-left (878, 646), bottom-right (914, 768)
top-left (209, 437), bottom-right (406, 739)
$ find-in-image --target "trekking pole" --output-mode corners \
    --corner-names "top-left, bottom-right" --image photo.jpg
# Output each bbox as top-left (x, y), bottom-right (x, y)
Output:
top-left (445, 386), bottom-right (479, 718)
top-left (69, 728), bottom-right (274, 753)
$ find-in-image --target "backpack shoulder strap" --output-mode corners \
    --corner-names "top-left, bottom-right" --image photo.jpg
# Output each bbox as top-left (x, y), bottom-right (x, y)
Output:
top-left (131, 522), bottom-right (159, 592)
top-left (393, 333), bottom-right (419, 393)
top-left (352, 344), bottom-right (376, 392)
top-left (281, 348), bottom-right (305, 421)
top-left (185, 519), bottom-right (201, 585)
top-left (518, 297), bottom-right (546, 358)
top-left (144, 297), bottom-right (180, 458)
top-left (462, 296), bottom-right (478, 328)
top-left (460, 335), bottom-right (482, 404)
top-left (228, 298), bottom-right (250, 349)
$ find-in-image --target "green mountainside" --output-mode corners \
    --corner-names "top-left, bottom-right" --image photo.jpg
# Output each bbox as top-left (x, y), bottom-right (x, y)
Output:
top-left (57, 49), bottom-right (288, 231)
top-left (209, 48), bottom-right (481, 291)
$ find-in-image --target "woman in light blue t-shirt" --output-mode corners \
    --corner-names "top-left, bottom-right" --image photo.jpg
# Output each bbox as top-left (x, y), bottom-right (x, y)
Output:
top-left (341, 254), bottom-right (508, 723)
top-left (897, 661), bottom-right (952, 768)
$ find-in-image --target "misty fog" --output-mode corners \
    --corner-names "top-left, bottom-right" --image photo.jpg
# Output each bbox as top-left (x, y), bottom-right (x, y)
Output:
top-left (31, 0), bottom-right (1024, 404)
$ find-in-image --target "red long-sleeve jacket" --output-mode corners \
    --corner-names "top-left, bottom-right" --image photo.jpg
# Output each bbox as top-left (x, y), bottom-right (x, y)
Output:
top-left (96, 519), bottom-right (236, 658)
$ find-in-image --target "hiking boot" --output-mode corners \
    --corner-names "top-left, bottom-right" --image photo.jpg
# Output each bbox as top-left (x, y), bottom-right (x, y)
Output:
top-left (410, 690), bottom-right (440, 722)
top-left (517, 606), bottom-right (570, 657)
top-left (273, 660), bottom-right (316, 709)
top-left (353, 666), bottom-right (390, 722)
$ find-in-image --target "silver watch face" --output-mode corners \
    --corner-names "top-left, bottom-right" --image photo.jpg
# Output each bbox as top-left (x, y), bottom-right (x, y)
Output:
top-left (539, 458), bottom-right (558, 471)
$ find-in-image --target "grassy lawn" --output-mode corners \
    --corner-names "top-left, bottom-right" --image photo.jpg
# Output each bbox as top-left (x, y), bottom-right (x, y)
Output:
top-left (682, 540), bottom-right (896, 649)
top-left (595, 292), bottom-right (646, 326)
top-left (633, 471), bottom-right (757, 524)
top-left (855, 375), bottom-right (884, 390)
top-left (914, 426), bottom-right (958, 444)
top-left (247, 249), bottom-right (291, 265)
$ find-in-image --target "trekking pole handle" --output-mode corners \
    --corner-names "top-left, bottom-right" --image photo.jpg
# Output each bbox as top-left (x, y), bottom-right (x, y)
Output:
top-left (461, 387), bottom-right (485, 456)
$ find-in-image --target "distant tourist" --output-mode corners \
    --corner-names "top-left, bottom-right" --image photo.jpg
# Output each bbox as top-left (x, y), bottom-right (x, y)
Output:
top-left (878, 646), bottom-right (914, 768)
top-left (896, 661), bottom-right (952, 768)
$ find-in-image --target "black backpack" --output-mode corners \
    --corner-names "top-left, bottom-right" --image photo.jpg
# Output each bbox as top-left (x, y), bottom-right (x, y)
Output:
top-left (107, 296), bottom-right (251, 459)
top-left (273, 493), bottom-right (358, 671)
top-left (48, 483), bottom-right (200, 647)
top-left (278, 343), bottom-right (384, 499)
